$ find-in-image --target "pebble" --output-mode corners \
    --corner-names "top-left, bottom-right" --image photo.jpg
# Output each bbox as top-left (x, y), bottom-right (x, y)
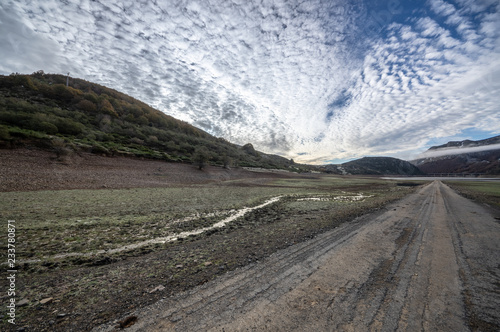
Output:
top-left (40, 297), bottom-right (53, 305)
top-left (149, 285), bottom-right (165, 293)
top-left (17, 299), bottom-right (29, 307)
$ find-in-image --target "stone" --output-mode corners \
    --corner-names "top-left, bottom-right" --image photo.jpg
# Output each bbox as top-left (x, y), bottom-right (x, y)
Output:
top-left (40, 297), bottom-right (53, 305)
top-left (17, 299), bottom-right (29, 307)
top-left (149, 285), bottom-right (165, 293)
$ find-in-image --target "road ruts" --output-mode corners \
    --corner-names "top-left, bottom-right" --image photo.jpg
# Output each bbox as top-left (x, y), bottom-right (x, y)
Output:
top-left (93, 181), bottom-right (500, 332)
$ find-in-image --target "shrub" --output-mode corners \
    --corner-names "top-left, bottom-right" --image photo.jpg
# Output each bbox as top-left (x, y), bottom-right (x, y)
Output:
top-left (84, 92), bottom-right (99, 104)
top-left (47, 84), bottom-right (82, 102)
top-left (136, 115), bottom-right (149, 126)
top-left (5, 74), bottom-right (38, 90)
top-left (0, 111), bottom-right (29, 126)
top-left (99, 99), bottom-right (118, 117)
top-left (76, 99), bottom-right (97, 113)
top-left (0, 125), bottom-right (10, 140)
top-left (130, 137), bottom-right (145, 145)
top-left (6, 98), bottom-right (37, 113)
top-left (35, 121), bottom-right (58, 135)
top-left (53, 118), bottom-right (83, 135)
top-left (51, 138), bottom-right (72, 159)
top-left (147, 135), bottom-right (159, 144)
top-left (91, 144), bottom-right (109, 155)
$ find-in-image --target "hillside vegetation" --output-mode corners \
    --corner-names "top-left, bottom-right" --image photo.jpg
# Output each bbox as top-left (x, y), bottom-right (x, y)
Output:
top-left (0, 72), bottom-right (298, 170)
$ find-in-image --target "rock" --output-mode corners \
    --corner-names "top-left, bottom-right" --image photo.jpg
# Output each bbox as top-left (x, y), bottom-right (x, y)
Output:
top-left (149, 285), bottom-right (165, 293)
top-left (175, 264), bottom-right (183, 269)
top-left (203, 261), bottom-right (212, 266)
top-left (40, 297), bottom-right (53, 305)
top-left (17, 299), bottom-right (29, 307)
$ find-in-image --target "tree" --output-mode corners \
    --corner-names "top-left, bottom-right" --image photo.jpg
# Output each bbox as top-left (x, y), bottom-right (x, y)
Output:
top-left (222, 154), bottom-right (232, 169)
top-left (193, 147), bottom-right (210, 170)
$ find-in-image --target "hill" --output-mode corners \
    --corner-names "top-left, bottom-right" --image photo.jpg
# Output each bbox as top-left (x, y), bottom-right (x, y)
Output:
top-left (0, 72), bottom-right (302, 170)
top-left (412, 135), bottom-right (500, 175)
top-left (321, 157), bottom-right (424, 175)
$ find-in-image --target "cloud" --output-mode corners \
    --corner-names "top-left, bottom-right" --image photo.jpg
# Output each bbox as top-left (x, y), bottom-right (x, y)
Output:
top-left (309, 1), bottom-right (500, 162)
top-left (1, 0), bottom-right (500, 164)
top-left (428, 0), bottom-right (456, 17)
top-left (415, 143), bottom-right (500, 159)
top-left (0, 4), bottom-right (74, 74)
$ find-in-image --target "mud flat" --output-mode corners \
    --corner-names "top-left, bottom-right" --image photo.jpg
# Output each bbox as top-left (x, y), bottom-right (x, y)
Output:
top-left (2, 166), bottom-right (419, 331)
top-left (92, 181), bottom-right (500, 332)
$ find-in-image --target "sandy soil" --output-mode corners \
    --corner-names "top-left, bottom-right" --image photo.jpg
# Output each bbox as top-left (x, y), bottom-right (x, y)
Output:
top-left (92, 181), bottom-right (500, 331)
top-left (0, 148), bottom-right (298, 192)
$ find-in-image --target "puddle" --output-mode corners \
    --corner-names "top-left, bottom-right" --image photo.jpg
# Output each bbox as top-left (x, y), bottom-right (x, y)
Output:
top-left (297, 194), bottom-right (373, 202)
top-left (16, 193), bottom-right (373, 264)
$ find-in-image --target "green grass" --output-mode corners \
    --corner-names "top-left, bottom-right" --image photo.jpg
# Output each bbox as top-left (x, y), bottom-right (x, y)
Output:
top-left (444, 181), bottom-right (500, 208)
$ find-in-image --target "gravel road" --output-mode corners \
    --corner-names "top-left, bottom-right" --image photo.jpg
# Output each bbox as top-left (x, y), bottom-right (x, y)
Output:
top-left (94, 181), bottom-right (500, 331)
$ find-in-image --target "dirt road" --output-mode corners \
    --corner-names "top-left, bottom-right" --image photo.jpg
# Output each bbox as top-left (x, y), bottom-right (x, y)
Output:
top-left (94, 181), bottom-right (500, 331)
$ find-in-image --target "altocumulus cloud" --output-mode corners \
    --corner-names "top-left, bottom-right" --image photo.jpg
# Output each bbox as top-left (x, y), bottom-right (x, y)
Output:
top-left (0, 0), bottom-right (499, 164)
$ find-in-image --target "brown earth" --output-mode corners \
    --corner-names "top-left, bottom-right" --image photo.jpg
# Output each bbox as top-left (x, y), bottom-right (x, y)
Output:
top-left (2, 148), bottom-right (407, 331)
top-left (92, 181), bottom-right (500, 332)
top-left (2, 149), bottom-right (499, 331)
top-left (0, 148), bottom-right (300, 192)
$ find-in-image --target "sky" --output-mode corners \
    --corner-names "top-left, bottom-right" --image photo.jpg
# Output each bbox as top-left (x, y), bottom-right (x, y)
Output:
top-left (1, 0), bottom-right (499, 164)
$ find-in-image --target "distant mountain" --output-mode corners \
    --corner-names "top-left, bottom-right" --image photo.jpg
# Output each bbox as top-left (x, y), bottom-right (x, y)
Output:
top-left (427, 135), bottom-right (500, 150)
top-left (412, 135), bottom-right (500, 175)
top-left (0, 72), bottom-right (304, 171)
top-left (321, 157), bottom-right (424, 176)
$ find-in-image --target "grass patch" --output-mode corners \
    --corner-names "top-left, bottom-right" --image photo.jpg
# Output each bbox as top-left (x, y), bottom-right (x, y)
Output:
top-left (444, 181), bottom-right (500, 208)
